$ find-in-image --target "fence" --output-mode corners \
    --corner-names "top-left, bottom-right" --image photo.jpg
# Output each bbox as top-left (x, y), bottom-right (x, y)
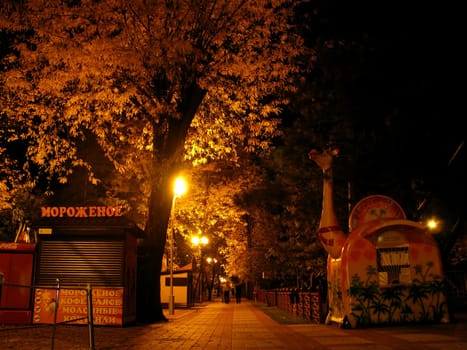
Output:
top-left (254, 288), bottom-right (326, 323)
top-left (255, 272), bottom-right (467, 324)
top-left (445, 270), bottom-right (467, 311)
top-left (0, 278), bottom-right (95, 350)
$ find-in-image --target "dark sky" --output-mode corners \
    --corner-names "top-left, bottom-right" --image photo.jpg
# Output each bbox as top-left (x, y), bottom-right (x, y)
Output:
top-left (326, 0), bottom-right (463, 161)
top-left (362, 1), bottom-right (464, 209)
top-left (306, 1), bottom-right (465, 229)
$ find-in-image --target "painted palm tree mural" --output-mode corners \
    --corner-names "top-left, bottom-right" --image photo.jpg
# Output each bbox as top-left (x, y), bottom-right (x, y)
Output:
top-left (309, 148), bottom-right (450, 328)
top-left (349, 263), bottom-right (447, 327)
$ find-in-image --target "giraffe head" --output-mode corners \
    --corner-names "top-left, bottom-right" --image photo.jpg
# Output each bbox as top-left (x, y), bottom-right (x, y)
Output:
top-left (308, 147), bottom-right (339, 171)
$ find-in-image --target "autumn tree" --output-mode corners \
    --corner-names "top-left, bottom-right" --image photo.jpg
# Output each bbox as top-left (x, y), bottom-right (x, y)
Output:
top-left (165, 159), bottom-right (264, 297)
top-left (0, 0), bottom-right (309, 322)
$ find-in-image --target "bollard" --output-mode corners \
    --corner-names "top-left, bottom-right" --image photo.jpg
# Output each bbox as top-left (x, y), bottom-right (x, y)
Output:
top-left (87, 284), bottom-right (95, 350)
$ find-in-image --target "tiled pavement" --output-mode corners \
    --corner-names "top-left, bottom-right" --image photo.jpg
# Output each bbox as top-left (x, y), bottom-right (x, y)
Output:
top-left (1, 300), bottom-right (466, 349)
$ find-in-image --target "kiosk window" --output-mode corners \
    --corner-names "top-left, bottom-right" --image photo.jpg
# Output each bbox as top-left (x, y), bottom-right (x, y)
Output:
top-left (377, 247), bottom-right (410, 286)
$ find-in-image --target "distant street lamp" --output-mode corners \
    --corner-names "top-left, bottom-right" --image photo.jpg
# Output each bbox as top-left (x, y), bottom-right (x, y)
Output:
top-left (191, 235), bottom-right (209, 303)
top-left (191, 235), bottom-right (209, 249)
top-left (168, 177), bottom-right (187, 315)
top-left (206, 257), bottom-right (218, 301)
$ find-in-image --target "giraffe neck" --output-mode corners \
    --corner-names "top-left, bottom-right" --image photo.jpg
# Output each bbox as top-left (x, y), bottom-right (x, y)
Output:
top-left (318, 168), bottom-right (346, 259)
top-left (321, 169), bottom-right (339, 225)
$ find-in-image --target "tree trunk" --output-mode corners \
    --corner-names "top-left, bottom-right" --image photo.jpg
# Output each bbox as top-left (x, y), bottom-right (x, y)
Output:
top-left (137, 83), bottom-right (206, 323)
top-left (137, 173), bottom-right (172, 323)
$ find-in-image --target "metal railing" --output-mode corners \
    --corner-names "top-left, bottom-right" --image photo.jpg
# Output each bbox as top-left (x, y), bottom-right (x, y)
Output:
top-left (255, 289), bottom-right (325, 323)
top-left (0, 278), bottom-right (95, 350)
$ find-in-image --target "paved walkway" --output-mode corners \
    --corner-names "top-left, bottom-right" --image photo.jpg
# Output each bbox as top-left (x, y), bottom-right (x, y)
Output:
top-left (1, 300), bottom-right (466, 349)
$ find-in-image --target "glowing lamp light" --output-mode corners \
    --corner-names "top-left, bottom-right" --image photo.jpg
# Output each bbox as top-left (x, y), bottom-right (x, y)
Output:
top-left (426, 218), bottom-right (439, 231)
top-left (191, 235), bottom-right (209, 246)
top-left (174, 177), bottom-right (187, 198)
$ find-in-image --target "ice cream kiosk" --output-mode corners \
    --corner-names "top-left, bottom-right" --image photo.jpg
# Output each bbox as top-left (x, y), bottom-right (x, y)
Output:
top-left (32, 205), bottom-right (143, 326)
top-left (309, 148), bottom-right (450, 328)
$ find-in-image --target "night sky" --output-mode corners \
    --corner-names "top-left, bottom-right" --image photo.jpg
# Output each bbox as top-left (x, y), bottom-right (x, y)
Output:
top-left (307, 1), bottom-right (465, 233)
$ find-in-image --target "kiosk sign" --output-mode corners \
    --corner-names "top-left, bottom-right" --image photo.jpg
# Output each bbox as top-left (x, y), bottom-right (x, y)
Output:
top-left (40, 206), bottom-right (123, 218)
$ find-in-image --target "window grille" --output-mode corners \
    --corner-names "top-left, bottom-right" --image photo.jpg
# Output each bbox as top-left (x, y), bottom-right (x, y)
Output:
top-left (377, 247), bottom-right (410, 285)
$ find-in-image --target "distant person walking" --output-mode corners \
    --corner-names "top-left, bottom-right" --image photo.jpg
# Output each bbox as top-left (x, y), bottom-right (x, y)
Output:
top-left (222, 282), bottom-right (230, 304)
top-left (235, 283), bottom-right (242, 304)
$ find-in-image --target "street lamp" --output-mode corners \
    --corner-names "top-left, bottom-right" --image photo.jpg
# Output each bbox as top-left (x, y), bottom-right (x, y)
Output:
top-left (206, 257), bottom-right (218, 301)
top-left (191, 235), bottom-right (209, 303)
top-left (168, 177), bottom-right (187, 315)
top-left (191, 235), bottom-right (209, 248)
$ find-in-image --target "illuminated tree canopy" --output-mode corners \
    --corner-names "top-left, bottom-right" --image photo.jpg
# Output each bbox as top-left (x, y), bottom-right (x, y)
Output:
top-left (0, 0), bottom-right (310, 322)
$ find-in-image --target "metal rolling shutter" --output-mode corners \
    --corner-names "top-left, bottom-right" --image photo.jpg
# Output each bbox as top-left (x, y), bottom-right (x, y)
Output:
top-left (36, 240), bottom-right (124, 287)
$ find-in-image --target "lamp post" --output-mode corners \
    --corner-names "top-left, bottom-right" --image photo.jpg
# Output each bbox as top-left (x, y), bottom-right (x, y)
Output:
top-left (168, 177), bottom-right (187, 315)
top-left (206, 257), bottom-right (218, 301)
top-left (191, 235), bottom-right (209, 303)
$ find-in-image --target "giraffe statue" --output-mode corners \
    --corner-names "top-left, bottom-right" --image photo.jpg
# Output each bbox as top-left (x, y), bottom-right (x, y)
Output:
top-left (309, 147), bottom-right (450, 328)
top-left (309, 147), bottom-right (346, 259)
